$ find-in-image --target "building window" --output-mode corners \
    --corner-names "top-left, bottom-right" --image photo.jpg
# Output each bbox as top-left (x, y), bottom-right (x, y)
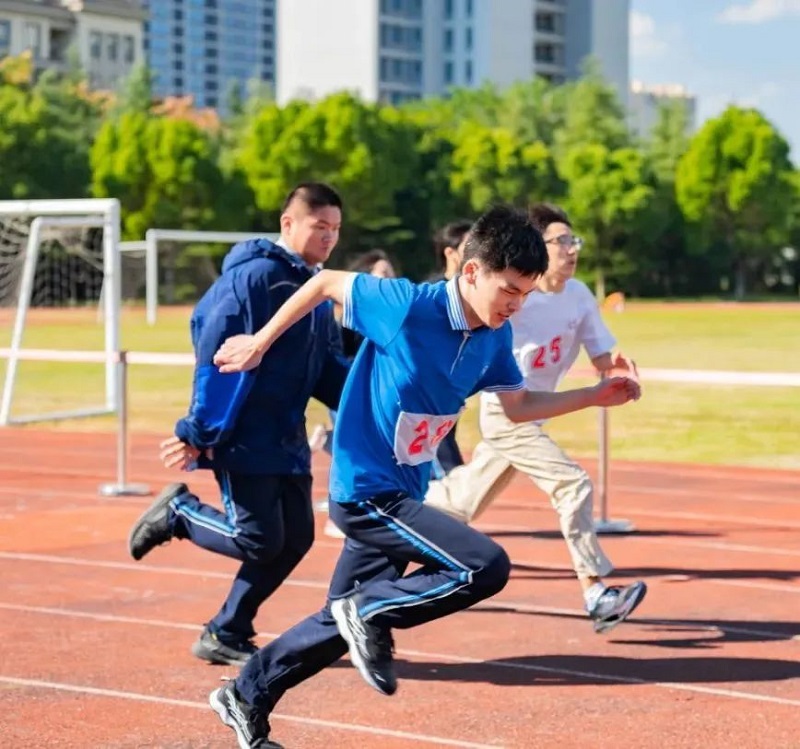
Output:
top-left (444, 0), bottom-right (453, 19)
top-left (465, 59), bottom-right (473, 84)
top-left (444, 60), bottom-right (453, 84)
top-left (206, 95), bottom-right (217, 107)
top-left (24, 22), bottom-right (42, 59)
top-left (535, 12), bottom-right (560, 33)
top-left (0, 20), bottom-right (10, 55)
top-left (466, 0), bottom-right (473, 16)
top-left (90, 30), bottom-right (102, 60)
top-left (379, 56), bottom-right (388, 80)
top-left (173, 42), bottom-right (184, 54)
top-left (535, 42), bottom-right (563, 65)
top-left (444, 28), bottom-right (453, 52)
top-left (123, 35), bottom-right (135, 64)
top-left (466, 27), bottom-right (473, 50)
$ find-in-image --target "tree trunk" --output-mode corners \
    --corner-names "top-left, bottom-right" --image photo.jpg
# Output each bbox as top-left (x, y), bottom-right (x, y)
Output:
top-left (733, 256), bottom-right (746, 300)
top-left (595, 266), bottom-right (606, 302)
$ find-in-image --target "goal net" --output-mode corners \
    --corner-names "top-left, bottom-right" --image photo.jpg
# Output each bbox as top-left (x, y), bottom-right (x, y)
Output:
top-left (0, 199), bottom-right (122, 425)
top-left (120, 229), bottom-right (279, 324)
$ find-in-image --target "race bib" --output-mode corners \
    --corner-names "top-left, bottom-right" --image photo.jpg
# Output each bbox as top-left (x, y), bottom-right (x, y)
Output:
top-left (393, 410), bottom-right (461, 466)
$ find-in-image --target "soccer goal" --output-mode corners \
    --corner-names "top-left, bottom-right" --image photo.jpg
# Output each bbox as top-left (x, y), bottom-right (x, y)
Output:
top-left (0, 198), bottom-right (122, 425)
top-left (121, 229), bottom-right (279, 325)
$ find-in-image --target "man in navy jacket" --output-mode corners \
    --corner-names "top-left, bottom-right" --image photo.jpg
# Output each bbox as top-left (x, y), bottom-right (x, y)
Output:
top-left (127, 183), bottom-right (348, 665)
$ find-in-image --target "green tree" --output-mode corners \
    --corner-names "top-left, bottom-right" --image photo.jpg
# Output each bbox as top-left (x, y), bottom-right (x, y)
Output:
top-left (560, 144), bottom-right (653, 299)
top-left (0, 57), bottom-right (101, 199)
top-left (554, 61), bottom-right (631, 163)
top-left (448, 121), bottom-right (559, 211)
top-left (91, 113), bottom-right (229, 238)
top-left (236, 92), bottom-right (421, 269)
top-left (675, 106), bottom-right (795, 298)
top-left (636, 99), bottom-right (695, 295)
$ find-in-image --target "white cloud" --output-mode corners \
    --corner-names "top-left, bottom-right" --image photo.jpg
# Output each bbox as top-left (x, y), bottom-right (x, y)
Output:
top-left (630, 10), bottom-right (668, 58)
top-left (718, 0), bottom-right (800, 24)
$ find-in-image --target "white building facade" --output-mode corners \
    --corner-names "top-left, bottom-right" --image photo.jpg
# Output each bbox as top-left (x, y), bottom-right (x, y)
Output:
top-left (277, 0), bottom-right (629, 106)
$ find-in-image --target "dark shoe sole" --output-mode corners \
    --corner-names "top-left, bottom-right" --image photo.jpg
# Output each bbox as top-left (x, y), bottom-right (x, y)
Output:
top-left (127, 482), bottom-right (187, 561)
top-left (192, 634), bottom-right (256, 667)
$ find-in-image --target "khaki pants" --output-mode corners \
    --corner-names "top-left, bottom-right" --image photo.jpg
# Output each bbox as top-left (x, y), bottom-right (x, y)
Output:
top-left (425, 397), bottom-right (612, 578)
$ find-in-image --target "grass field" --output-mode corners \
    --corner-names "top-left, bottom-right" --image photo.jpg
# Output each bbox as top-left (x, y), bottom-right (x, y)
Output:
top-left (1, 302), bottom-right (799, 468)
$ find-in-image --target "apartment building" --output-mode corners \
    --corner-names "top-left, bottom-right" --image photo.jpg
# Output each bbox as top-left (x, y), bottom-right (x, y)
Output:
top-left (0, 0), bottom-right (145, 90)
top-left (141, 0), bottom-right (276, 110)
top-left (629, 80), bottom-right (697, 138)
top-left (277, 0), bottom-right (629, 106)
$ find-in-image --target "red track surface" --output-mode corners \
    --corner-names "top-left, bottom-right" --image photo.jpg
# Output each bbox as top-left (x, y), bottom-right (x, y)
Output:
top-left (0, 429), bottom-right (798, 748)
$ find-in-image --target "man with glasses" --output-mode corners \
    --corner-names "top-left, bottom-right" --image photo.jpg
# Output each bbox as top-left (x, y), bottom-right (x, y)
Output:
top-left (425, 202), bottom-right (647, 633)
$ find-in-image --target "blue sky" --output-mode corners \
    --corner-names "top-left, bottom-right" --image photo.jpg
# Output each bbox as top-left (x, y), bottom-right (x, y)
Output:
top-left (630, 0), bottom-right (800, 161)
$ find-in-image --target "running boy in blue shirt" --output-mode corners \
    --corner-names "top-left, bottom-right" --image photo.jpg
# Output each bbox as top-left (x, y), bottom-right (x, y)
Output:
top-left (209, 205), bottom-right (640, 748)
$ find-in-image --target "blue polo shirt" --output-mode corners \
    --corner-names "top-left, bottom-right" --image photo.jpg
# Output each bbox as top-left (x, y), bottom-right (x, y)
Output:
top-left (328, 275), bottom-right (524, 503)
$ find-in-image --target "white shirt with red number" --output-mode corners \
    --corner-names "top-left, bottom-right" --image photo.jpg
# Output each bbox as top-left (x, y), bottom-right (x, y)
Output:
top-left (483, 279), bottom-right (615, 407)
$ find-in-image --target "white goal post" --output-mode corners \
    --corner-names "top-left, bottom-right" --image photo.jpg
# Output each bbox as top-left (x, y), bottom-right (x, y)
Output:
top-left (0, 198), bottom-right (121, 426)
top-left (121, 229), bottom-right (279, 325)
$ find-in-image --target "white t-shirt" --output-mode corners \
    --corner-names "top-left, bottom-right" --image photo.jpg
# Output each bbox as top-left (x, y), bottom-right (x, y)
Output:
top-left (484, 279), bottom-right (615, 406)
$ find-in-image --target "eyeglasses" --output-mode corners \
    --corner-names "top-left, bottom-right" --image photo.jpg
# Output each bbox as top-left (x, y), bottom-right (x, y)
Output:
top-left (545, 234), bottom-right (583, 252)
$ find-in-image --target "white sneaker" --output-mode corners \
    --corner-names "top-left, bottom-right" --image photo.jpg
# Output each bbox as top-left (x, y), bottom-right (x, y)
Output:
top-left (308, 424), bottom-right (328, 453)
top-left (324, 518), bottom-right (345, 539)
top-left (589, 581), bottom-right (647, 634)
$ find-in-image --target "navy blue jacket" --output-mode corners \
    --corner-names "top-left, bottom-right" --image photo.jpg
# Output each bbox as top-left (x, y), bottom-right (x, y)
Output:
top-left (174, 238), bottom-right (348, 475)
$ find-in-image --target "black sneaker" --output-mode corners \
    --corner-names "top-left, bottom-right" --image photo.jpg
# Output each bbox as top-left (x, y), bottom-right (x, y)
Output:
top-left (209, 679), bottom-right (283, 749)
top-left (127, 483), bottom-right (187, 561)
top-left (331, 595), bottom-right (396, 696)
top-left (192, 627), bottom-right (258, 666)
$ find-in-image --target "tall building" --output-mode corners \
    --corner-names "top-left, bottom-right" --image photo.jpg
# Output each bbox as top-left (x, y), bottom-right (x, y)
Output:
top-left (629, 80), bottom-right (696, 138)
top-left (0, 0), bottom-right (145, 90)
top-left (141, 0), bottom-right (276, 110)
top-left (277, 0), bottom-right (629, 106)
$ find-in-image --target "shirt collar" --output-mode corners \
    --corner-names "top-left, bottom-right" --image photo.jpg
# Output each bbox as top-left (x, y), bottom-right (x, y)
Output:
top-left (445, 276), bottom-right (471, 331)
top-left (275, 236), bottom-right (321, 273)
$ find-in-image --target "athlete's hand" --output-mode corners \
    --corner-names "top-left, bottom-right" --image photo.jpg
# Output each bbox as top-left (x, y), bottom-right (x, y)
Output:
top-left (159, 436), bottom-right (201, 471)
top-left (591, 376), bottom-right (641, 408)
top-left (213, 334), bottom-right (265, 373)
top-left (608, 352), bottom-right (639, 381)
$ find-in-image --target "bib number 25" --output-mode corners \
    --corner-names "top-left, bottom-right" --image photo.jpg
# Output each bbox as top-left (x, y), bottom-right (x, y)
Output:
top-left (394, 411), bottom-right (460, 466)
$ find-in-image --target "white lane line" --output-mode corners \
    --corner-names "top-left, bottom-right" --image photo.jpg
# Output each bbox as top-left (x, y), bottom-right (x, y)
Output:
top-left (2, 550), bottom-right (798, 598)
top-left (1, 604), bottom-right (798, 709)
top-left (0, 675), bottom-right (499, 749)
top-left (4, 600), bottom-right (796, 645)
top-left (0, 551), bottom-right (327, 589)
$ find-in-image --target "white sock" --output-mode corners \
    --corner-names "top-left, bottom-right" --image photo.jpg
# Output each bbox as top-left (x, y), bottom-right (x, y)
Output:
top-left (583, 582), bottom-right (606, 612)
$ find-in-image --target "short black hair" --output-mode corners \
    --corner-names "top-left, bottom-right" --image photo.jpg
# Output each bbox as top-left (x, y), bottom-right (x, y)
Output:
top-left (462, 204), bottom-right (548, 277)
top-left (282, 182), bottom-right (343, 212)
top-left (433, 219), bottom-right (472, 269)
top-left (528, 203), bottom-right (571, 234)
top-left (346, 248), bottom-right (392, 273)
